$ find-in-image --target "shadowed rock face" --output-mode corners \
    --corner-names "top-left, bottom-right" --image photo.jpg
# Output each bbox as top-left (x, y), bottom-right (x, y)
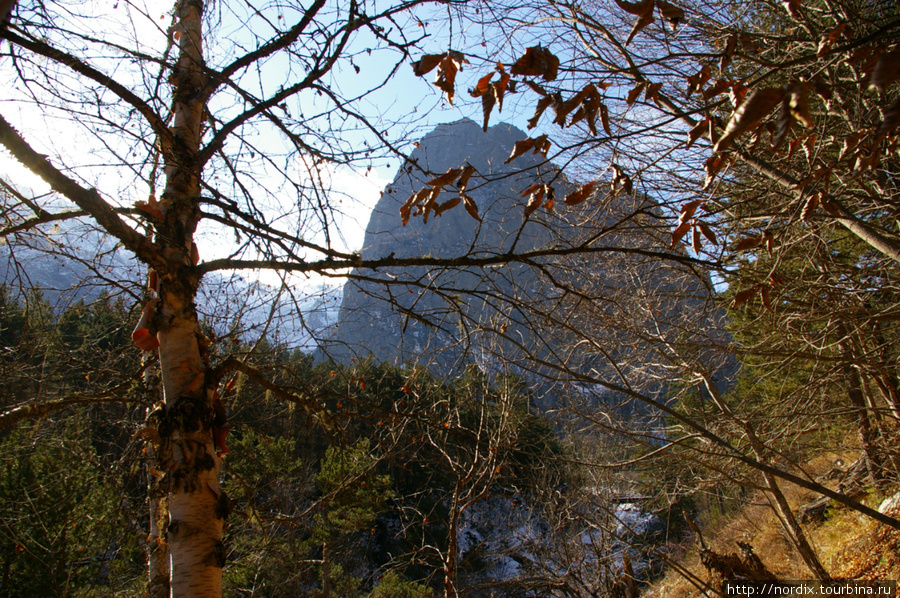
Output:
top-left (322, 119), bottom-right (564, 370)
top-left (321, 119), bottom-right (734, 409)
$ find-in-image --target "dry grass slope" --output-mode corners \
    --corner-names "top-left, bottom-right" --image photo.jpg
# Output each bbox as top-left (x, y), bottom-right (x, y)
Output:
top-left (644, 451), bottom-right (900, 597)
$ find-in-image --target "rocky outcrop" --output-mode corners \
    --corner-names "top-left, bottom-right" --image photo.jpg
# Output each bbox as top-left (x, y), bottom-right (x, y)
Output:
top-left (322, 118), bottom-right (734, 413)
top-left (321, 119), bottom-right (563, 370)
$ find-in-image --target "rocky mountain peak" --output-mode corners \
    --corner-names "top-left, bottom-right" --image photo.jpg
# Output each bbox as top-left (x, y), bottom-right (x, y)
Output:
top-left (321, 119), bottom-right (559, 367)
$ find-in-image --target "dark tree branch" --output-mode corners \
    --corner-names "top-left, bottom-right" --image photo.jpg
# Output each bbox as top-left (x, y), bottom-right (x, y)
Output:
top-left (194, 245), bottom-right (718, 276)
top-left (0, 383), bottom-right (150, 431)
top-left (0, 113), bottom-right (165, 271)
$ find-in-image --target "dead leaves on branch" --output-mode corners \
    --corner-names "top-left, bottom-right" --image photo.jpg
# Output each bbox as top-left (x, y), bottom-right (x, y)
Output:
top-left (714, 87), bottom-right (784, 153)
top-left (505, 135), bottom-right (551, 164)
top-left (525, 78), bottom-right (613, 135)
top-left (703, 153), bottom-right (734, 189)
top-left (400, 164), bottom-right (479, 225)
top-left (614, 0), bottom-right (685, 45)
top-left (610, 165), bottom-right (633, 197)
top-left (733, 231), bottom-right (775, 253)
top-left (559, 83), bottom-right (610, 134)
top-left (705, 40), bottom-right (900, 165)
top-left (732, 283), bottom-right (774, 312)
top-left (510, 45), bottom-right (559, 81)
top-left (564, 181), bottom-right (596, 206)
top-left (411, 50), bottom-right (469, 104)
top-left (669, 199), bottom-right (718, 253)
top-left (416, 45), bottom-right (618, 137)
top-left (400, 162), bottom-right (602, 224)
top-left (469, 64), bottom-right (512, 132)
top-left (817, 23), bottom-right (848, 58)
top-left (522, 183), bottom-right (555, 217)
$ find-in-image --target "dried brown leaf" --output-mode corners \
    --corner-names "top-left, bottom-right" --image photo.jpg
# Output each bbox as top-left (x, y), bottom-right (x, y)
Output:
top-left (554, 88), bottom-right (588, 126)
top-left (581, 85), bottom-right (601, 134)
top-left (614, 0), bottom-right (654, 16)
top-left (428, 168), bottom-right (462, 187)
top-left (821, 197), bottom-right (842, 216)
top-left (533, 134), bottom-right (552, 156)
top-left (698, 221), bottom-right (717, 245)
top-left (435, 55), bottom-right (463, 104)
top-left (732, 287), bottom-right (757, 309)
top-left (678, 199), bottom-right (704, 224)
top-left (524, 80), bottom-right (548, 96)
top-left (703, 154), bottom-right (726, 189)
top-left (564, 181), bottom-right (596, 206)
top-left (670, 221), bottom-right (691, 248)
top-left (494, 73), bottom-right (511, 114)
top-left (456, 164), bottom-right (477, 192)
top-left (734, 234), bottom-right (764, 251)
top-left (787, 83), bottom-right (813, 128)
top-left (870, 48), bottom-right (900, 91)
top-left (702, 79), bottom-right (732, 100)
top-left (461, 193), bottom-right (481, 222)
top-left (544, 186), bottom-right (556, 211)
top-left (524, 184), bottom-right (546, 217)
top-left (521, 183), bottom-right (543, 198)
top-left (687, 118), bottom-right (708, 149)
top-left (687, 64), bottom-right (712, 98)
top-left (729, 82), bottom-right (748, 108)
top-left (656, 0), bottom-right (684, 30)
top-left (773, 99), bottom-right (793, 149)
top-left (480, 88), bottom-right (497, 132)
top-left (626, 11), bottom-right (654, 45)
top-left (511, 46), bottom-right (560, 81)
top-left (528, 96), bottom-right (554, 129)
top-left (400, 187), bottom-right (431, 226)
top-left (470, 72), bottom-right (494, 97)
top-left (803, 133), bottom-right (818, 164)
top-left (720, 36), bottom-right (737, 71)
top-left (817, 23), bottom-right (847, 57)
top-left (433, 196), bottom-right (460, 217)
top-left (611, 165), bottom-right (633, 196)
top-left (714, 87), bottom-right (784, 153)
top-left (626, 82), bottom-right (646, 105)
top-left (787, 137), bottom-right (802, 160)
top-left (801, 192), bottom-right (820, 221)
top-left (505, 139), bottom-right (535, 164)
top-left (708, 117), bottom-right (720, 145)
top-left (760, 285), bottom-right (773, 312)
top-left (412, 53), bottom-right (445, 76)
top-left (691, 225), bottom-right (702, 253)
top-left (645, 82), bottom-right (663, 105)
top-left (600, 102), bottom-right (612, 136)
top-left (421, 186), bottom-right (443, 224)
top-left (763, 230), bottom-right (775, 254)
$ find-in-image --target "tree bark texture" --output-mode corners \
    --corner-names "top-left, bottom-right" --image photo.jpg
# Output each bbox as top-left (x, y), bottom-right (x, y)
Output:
top-left (155, 2), bottom-right (226, 597)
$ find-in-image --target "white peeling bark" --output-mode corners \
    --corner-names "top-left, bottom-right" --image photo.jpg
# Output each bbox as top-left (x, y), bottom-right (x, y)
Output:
top-left (155, 2), bottom-right (226, 597)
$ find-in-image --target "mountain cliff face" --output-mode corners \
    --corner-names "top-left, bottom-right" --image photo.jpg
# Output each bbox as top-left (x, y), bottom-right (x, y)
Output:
top-left (321, 119), bottom-right (732, 410)
top-left (322, 119), bottom-right (563, 370)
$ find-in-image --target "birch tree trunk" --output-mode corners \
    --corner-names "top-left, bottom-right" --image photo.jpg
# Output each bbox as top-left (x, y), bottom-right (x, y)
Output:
top-left (154, 1), bottom-right (225, 596)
